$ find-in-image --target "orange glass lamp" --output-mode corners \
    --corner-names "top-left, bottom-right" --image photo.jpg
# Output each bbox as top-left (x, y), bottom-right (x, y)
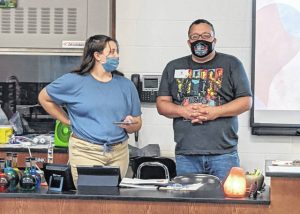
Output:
top-left (223, 167), bottom-right (247, 198)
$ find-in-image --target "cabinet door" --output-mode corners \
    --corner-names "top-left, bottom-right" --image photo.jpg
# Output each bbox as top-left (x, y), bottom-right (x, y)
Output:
top-left (0, 0), bottom-right (113, 49)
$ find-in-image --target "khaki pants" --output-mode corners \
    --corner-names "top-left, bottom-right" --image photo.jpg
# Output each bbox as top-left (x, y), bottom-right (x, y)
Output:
top-left (68, 136), bottom-right (129, 187)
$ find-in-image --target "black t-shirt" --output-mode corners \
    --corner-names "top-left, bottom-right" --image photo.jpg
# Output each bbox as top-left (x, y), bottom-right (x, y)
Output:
top-left (158, 52), bottom-right (252, 155)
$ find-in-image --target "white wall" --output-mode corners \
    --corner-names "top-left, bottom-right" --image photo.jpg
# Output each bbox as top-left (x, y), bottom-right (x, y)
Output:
top-left (116, 0), bottom-right (300, 180)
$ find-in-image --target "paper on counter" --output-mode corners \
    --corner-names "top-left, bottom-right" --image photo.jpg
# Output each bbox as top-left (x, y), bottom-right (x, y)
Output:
top-left (121, 178), bottom-right (169, 185)
top-left (271, 160), bottom-right (293, 166)
top-left (159, 183), bottom-right (204, 191)
top-left (119, 183), bottom-right (158, 189)
top-left (120, 178), bottom-right (169, 189)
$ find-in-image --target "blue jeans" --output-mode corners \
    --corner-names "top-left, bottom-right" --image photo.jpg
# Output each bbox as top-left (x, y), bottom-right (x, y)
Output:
top-left (175, 151), bottom-right (240, 182)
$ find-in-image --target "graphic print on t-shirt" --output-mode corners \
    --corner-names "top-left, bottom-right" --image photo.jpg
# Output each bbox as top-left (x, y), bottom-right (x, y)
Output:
top-left (174, 68), bottom-right (223, 106)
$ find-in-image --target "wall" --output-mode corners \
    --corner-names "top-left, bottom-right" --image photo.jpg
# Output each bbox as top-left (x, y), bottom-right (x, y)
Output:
top-left (116, 0), bottom-right (300, 180)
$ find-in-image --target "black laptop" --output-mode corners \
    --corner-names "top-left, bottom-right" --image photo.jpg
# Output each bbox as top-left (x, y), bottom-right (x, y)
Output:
top-left (76, 166), bottom-right (121, 195)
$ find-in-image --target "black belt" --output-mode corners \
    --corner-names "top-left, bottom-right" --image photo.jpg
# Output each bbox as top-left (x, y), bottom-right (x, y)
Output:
top-left (71, 133), bottom-right (123, 146)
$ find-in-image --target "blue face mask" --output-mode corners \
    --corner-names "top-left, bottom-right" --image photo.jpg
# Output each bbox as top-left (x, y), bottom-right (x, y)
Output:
top-left (102, 57), bottom-right (119, 72)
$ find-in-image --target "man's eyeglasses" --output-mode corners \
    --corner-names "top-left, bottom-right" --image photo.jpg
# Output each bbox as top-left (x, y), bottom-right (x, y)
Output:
top-left (189, 32), bottom-right (213, 40)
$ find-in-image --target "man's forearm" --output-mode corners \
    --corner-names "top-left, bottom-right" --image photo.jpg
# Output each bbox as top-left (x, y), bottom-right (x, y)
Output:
top-left (215, 96), bottom-right (252, 118)
top-left (156, 100), bottom-right (183, 118)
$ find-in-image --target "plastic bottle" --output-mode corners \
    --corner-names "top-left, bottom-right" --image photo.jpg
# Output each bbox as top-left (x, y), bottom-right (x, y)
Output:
top-left (12, 153), bottom-right (21, 187)
top-left (12, 153), bottom-right (18, 168)
top-left (20, 157), bottom-right (36, 191)
top-left (30, 157), bottom-right (41, 188)
top-left (0, 158), bottom-right (10, 191)
top-left (4, 152), bottom-right (19, 190)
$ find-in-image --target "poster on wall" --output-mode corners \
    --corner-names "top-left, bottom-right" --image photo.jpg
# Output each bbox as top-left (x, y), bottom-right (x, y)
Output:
top-left (252, 0), bottom-right (300, 134)
top-left (0, 0), bottom-right (17, 8)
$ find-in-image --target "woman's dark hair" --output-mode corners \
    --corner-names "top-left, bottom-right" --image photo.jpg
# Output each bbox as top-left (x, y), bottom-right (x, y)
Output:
top-left (188, 19), bottom-right (215, 36)
top-left (6, 75), bottom-right (20, 83)
top-left (72, 35), bottom-right (121, 75)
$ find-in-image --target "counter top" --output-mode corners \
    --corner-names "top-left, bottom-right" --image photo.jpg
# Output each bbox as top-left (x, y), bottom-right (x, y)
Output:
top-left (0, 185), bottom-right (270, 205)
top-left (265, 160), bottom-right (300, 178)
top-left (0, 144), bottom-right (68, 153)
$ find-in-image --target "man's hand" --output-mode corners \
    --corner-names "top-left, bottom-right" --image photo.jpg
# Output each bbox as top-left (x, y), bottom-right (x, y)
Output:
top-left (192, 105), bottom-right (220, 123)
top-left (182, 103), bottom-right (209, 123)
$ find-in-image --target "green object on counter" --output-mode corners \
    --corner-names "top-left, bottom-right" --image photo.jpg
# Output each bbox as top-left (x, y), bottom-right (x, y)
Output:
top-left (54, 120), bottom-right (71, 148)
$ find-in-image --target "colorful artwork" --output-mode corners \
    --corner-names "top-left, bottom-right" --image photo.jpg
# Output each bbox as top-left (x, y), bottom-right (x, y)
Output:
top-left (0, 0), bottom-right (17, 8)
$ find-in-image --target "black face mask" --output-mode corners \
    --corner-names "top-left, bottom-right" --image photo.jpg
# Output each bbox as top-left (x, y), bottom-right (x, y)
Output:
top-left (190, 40), bottom-right (214, 58)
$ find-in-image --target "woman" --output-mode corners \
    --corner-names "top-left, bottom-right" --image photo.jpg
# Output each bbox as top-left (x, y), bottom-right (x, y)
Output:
top-left (38, 35), bottom-right (142, 186)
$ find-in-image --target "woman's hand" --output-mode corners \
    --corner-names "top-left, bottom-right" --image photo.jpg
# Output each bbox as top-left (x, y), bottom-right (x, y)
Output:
top-left (119, 115), bottom-right (142, 134)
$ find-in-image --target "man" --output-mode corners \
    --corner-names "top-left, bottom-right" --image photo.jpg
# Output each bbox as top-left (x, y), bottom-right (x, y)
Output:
top-left (156, 19), bottom-right (252, 181)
